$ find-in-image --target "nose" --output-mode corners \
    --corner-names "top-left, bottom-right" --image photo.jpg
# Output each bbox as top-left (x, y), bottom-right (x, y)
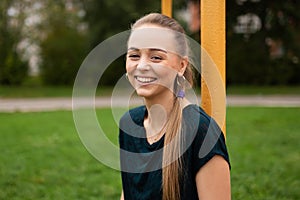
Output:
top-left (136, 57), bottom-right (151, 71)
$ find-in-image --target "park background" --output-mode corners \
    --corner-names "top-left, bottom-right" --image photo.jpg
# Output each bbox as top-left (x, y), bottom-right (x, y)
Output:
top-left (0, 0), bottom-right (299, 199)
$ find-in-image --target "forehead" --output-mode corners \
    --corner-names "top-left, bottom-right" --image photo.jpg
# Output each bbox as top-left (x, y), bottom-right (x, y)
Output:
top-left (128, 25), bottom-right (179, 54)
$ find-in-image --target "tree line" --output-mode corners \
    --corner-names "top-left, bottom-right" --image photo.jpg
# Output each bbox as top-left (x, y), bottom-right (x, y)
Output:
top-left (0, 0), bottom-right (299, 86)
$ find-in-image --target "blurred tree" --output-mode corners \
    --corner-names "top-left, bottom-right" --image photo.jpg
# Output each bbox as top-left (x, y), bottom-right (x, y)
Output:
top-left (39, 0), bottom-right (89, 85)
top-left (264, 0), bottom-right (300, 84)
top-left (0, 0), bottom-right (29, 85)
top-left (227, 0), bottom-right (300, 85)
top-left (40, 22), bottom-right (87, 85)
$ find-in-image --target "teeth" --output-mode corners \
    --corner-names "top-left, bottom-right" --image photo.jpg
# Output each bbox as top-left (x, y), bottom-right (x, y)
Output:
top-left (135, 76), bottom-right (156, 83)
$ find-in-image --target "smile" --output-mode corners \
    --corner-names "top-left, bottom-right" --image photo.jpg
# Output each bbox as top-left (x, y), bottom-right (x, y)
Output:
top-left (134, 76), bottom-right (157, 83)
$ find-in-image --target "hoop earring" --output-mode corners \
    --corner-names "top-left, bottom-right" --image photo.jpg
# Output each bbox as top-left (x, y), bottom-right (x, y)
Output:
top-left (176, 75), bottom-right (186, 87)
top-left (176, 75), bottom-right (186, 98)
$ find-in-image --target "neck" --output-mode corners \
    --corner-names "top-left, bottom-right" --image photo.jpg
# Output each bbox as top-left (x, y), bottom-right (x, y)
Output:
top-left (145, 91), bottom-right (174, 116)
top-left (143, 91), bottom-right (175, 137)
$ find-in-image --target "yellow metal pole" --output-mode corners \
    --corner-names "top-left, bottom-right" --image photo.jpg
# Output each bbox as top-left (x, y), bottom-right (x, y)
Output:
top-left (201, 0), bottom-right (226, 134)
top-left (161, 0), bottom-right (172, 17)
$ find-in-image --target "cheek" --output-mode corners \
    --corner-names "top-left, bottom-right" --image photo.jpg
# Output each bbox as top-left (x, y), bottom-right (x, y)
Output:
top-left (157, 68), bottom-right (177, 86)
top-left (168, 56), bottom-right (182, 72)
top-left (125, 61), bottom-right (135, 73)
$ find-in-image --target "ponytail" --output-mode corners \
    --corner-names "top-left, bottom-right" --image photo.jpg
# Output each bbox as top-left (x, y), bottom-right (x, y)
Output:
top-left (162, 97), bottom-right (183, 200)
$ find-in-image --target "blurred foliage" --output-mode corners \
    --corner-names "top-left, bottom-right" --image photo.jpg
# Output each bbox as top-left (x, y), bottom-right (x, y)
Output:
top-left (39, 0), bottom-right (89, 85)
top-left (0, 0), bottom-right (29, 85)
top-left (227, 0), bottom-right (300, 85)
top-left (0, 0), bottom-right (299, 86)
top-left (0, 51), bottom-right (28, 85)
top-left (40, 26), bottom-right (88, 85)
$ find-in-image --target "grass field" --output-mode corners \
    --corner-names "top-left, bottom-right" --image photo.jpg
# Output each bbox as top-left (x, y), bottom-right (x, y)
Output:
top-left (0, 107), bottom-right (299, 199)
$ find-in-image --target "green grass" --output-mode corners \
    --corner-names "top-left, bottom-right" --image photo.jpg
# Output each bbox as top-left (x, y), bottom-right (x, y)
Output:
top-left (0, 107), bottom-right (299, 199)
top-left (1, 85), bottom-right (300, 98)
top-left (0, 109), bottom-right (121, 200)
top-left (227, 107), bottom-right (300, 200)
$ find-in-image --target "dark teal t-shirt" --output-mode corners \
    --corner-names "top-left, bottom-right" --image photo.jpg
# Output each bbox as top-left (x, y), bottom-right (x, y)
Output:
top-left (119, 104), bottom-right (230, 200)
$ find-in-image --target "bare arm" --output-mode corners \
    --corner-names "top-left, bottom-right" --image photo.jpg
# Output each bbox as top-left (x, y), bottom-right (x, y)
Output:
top-left (120, 190), bottom-right (124, 200)
top-left (196, 155), bottom-right (231, 200)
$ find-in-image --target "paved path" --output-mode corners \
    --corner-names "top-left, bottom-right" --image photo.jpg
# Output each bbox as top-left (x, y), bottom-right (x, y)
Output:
top-left (0, 95), bottom-right (300, 112)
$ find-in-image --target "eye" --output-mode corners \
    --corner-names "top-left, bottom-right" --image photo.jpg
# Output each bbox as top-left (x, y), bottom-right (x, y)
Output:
top-left (127, 53), bottom-right (140, 60)
top-left (151, 55), bottom-right (163, 61)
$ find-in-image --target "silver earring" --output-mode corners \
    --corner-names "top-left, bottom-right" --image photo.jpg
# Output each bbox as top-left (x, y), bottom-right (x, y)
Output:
top-left (176, 75), bottom-right (186, 98)
top-left (125, 73), bottom-right (129, 80)
top-left (176, 75), bottom-right (186, 87)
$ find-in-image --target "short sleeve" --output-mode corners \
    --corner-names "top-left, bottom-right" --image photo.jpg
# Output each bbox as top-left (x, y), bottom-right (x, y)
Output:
top-left (191, 110), bottom-right (230, 176)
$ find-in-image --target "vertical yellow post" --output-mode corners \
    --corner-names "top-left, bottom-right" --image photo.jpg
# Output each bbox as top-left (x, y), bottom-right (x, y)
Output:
top-left (201, 0), bottom-right (226, 134)
top-left (161, 0), bottom-right (172, 17)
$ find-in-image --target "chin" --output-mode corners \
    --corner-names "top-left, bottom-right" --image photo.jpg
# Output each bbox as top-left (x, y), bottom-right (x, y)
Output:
top-left (135, 90), bottom-right (153, 98)
top-left (134, 84), bottom-right (157, 97)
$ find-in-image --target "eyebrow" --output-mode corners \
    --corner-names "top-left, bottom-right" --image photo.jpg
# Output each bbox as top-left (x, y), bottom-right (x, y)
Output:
top-left (127, 47), bottom-right (168, 53)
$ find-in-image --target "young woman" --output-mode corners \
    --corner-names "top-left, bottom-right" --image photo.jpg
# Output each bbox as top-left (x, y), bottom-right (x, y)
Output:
top-left (119, 13), bottom-right (230, 200)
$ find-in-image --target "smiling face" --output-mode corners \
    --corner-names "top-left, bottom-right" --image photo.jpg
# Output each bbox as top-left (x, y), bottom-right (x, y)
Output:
top-left (126, 25), bottom-right (188, 100)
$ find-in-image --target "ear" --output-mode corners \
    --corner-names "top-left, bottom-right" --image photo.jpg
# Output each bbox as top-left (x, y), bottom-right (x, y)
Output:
top-left (178, 56), bottom-right (189, 76)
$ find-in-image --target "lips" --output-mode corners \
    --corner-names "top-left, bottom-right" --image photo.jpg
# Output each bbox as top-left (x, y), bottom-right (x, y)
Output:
top-left (134, 76), bottom-right (157, 83)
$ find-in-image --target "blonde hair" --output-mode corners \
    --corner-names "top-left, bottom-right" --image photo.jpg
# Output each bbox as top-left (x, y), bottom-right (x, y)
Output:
top-left (131, 13), bottom-right (194, 200)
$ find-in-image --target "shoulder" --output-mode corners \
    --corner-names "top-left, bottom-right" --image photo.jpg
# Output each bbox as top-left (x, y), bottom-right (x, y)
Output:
top-left (182, 104), bottom-right (223, 149)
top-left (183, 104), bottom-right (211, 120)
top-left (120, 106), bottom-right (146, 122)
top-left (119, 105), bottom-right (146, 126)
top-left (183, 104), bottom-right (213, 131)
top-left (182, 105), bottom-right (230, 175)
